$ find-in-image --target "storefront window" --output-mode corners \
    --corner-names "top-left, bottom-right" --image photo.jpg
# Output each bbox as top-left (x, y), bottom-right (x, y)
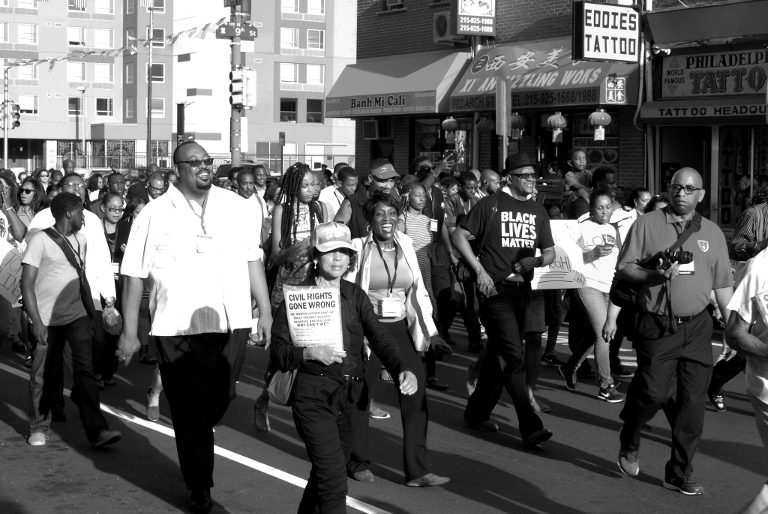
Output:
top-left (718, 126), bottom-right (768, 230)
top-left (413, 118), bottom-right (441, 166)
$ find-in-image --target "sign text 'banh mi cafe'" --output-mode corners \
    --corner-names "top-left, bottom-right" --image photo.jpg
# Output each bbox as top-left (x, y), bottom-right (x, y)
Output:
top-left (662, 48), bottom-right (768, 97)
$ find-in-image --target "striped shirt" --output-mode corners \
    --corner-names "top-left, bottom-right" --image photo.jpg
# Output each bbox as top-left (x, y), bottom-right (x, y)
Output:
top-left (729, 203), bottom-right (768, 261)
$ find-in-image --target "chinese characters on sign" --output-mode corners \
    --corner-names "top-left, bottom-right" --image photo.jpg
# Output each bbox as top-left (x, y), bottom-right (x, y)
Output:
top-left (573, 1), bottom-right (640, 63)
top-left (661, 49), bottom-right (768, 98)
top-left (454, 0), bottom-right (496, 37)
top-left (605, 76), bottom-right (626, 103)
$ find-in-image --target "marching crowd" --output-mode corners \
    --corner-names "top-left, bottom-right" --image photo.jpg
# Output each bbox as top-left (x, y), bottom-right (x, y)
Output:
top-left (2, 142), bottom-right (768, 513)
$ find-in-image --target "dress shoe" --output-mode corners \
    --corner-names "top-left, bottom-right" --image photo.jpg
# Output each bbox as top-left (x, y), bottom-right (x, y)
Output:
top-left (708, 391), bottom-right (726, 412)
top-left (351, 470), bottom-right (374, 483)
top-left (91, 430), bottom-right (122, 449)
top-left (406, 473), bottom-right (450, 487)
top-left (188, 488), bottom-right (213, 513)
top-left (618, 449), bottom-right (640, 477)
top-left (426, 377), bottom-right (449, 391)
top-left (522, 428), bottom-right (552, 448)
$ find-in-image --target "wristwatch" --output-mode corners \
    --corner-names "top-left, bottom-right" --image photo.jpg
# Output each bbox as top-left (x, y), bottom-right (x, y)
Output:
top-left (104, 296), bottom-right (116, 308)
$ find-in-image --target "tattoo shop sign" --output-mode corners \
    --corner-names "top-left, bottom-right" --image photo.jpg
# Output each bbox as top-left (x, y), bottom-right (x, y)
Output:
top-left (573, 1), bottom-right (640, 63)
top-left (0, 239), bottom-right (22, 304)
top-left (661, 48), bottom-right (768, 98)
top-left (531, 220), bottom-right (586, 290)
top-left (284, 285), bottom-right (343, 350)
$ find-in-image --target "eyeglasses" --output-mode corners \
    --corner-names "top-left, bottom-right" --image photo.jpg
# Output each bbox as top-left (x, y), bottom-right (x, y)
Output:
top-left (148, 185), bottom-right (167, 194)
top-left (106, 207), bottom-right (125, 213)
top-left (39, 174), bottom-right (49, 178)
top-left (512, 173), bottom-right (537, 181)
top-left (20, 188), bottom-right (35, 194)
top-left (669, 184), bottom-right (702, 196)
top-left (176, 157), bottom-right (214, 168)
top-left (65, 183), bottom-right (87, 190)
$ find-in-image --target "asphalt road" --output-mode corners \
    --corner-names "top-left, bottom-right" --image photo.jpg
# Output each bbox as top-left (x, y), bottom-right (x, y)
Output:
top-left (0, 324), bottom-right (764, 514)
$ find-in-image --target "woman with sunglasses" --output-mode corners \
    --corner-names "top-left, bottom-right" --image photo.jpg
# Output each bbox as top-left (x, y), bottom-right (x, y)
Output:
top-left (34, 169), bottom-right (50, 189)
top-left (0, 169), bottom-right (25, 244)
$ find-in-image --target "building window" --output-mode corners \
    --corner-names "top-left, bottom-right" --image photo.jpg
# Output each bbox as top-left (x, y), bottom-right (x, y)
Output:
top-left (125, 62), bottom-right (135, 84)
top-left (146, 63), bottom-right (165, 83)
top-left (67, 62), bottom-right (86, 82)
top-left (94, 28), bottom-right (113, 49)
top-left (18, 95), bottom-right (38, 115)
top-left (147, 97), bottom-right (165, 118)
top-left (307, 0), bottom-right (325, 15)
top-left (126, 97), bottom-right (135, 118)
top-left (94, 0), bottom-right (113, 14)
top-left (68, 97), bottom-right (84, 116)
top-left (17, 65), bottom-right (37, 80)
top-left (146, 0), bottom-right (164, 13)
top-left (0, 23), bottom-right (8, 43)
top-left (280, 27), bottom-right (299, 49)
top-left (307, 29), bottom-right (324, 50)
top-left (17, 0), bottom-right (37, 8)
top-left (68, 0), bottom-right (86, 11)
top-left (95, 63), bottom-right (113, 83)
top-left (280, 63), bottom-right (299, 84)
top-left (307, 99), bottom-right (324, 124)
top-left (281, 0), bottom-right (299, 12)
top-left (18, 24), bottom-right (38, 45)
top-left (126, 0), bottom-right (134, 14)
top-left (306, 64), bottom-right (325, 85)
top-left (67, 26), bottom-right (86, 46)
top-left (148, 27), bottom-right (165, 48)
top-left (96, 98), bottom-right (113, 116)
top-left (280, 98), bottom-right (297, 123)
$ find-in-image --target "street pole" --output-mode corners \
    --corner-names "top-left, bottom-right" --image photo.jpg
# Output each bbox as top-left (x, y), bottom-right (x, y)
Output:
top-left (230, 4), bottom-right (242, 167)
top-left (79, 86), bottom-right (87, 169)
top-left (3, 67), bottom-right (8, 168)
top-left (146, 6), bottom-right (154, 168)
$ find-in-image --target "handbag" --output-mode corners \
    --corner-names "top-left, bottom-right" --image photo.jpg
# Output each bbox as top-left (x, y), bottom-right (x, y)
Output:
top-left (44, 228), bottom-right (96, 319)
top-left (609, 212), bottom-right (701, 310)
top-left (267, 368), bottom-right (297, 406)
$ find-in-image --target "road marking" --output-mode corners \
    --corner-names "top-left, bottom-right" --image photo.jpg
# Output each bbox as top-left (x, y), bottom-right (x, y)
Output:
top-left (0, 361), bottom-right (390, 514)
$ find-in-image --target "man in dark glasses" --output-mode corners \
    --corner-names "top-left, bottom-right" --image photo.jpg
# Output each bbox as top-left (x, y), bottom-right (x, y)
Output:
top-left (334, 158), bottom-right (399, 239)
top-left (117, 140), bottom-right (272, 514)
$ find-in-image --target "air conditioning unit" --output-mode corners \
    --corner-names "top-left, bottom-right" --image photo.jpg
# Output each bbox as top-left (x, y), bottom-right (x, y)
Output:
top-left (386, 0), bottom-right (404, 9)
top-left (433, 10), bottom-right (461, 43)
top-left (362, 119), bottom-right (392, 140)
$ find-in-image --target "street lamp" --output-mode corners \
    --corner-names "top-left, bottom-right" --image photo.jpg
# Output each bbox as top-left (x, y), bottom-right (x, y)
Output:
top-left (77, 85), bottom-right (86, 169)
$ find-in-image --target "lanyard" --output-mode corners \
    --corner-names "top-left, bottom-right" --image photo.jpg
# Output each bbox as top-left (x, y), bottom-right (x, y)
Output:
top-left (184, 192), bottom-right (209, 234)
top-left (373, 239), bottom-right (398, 295)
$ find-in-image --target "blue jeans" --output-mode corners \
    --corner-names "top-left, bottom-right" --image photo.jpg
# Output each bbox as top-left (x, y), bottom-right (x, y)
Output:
top-left (28, 316), bottom-right (108, 442)
top-left (569, 287), bottom-right (613, 389)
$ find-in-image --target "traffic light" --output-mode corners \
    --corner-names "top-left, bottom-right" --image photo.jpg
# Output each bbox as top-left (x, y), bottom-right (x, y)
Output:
top-left (11, 104), bottom-right (20, 129)
top-left (229, 68), bottom-right (243, 107)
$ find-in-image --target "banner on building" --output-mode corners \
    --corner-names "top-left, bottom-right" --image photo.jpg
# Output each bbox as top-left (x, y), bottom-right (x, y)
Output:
top-left (532, 220), bottom-right (586, 290)
top-left (661, 49), bottom-right (768, 98)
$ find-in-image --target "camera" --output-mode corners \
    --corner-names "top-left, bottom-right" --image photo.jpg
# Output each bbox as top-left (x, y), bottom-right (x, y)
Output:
top-left (659, 249), bottom-right (693, 270)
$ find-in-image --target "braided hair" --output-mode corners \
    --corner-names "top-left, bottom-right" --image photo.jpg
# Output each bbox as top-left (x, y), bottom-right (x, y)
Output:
top-left (278, 162), bottom-right (324, 249)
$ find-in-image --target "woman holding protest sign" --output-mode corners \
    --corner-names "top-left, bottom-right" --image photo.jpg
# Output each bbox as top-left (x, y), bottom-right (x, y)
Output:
top-left (270, 221), bottom-right (417, 513)
top-left (345, 190), bottom-right (452, 487)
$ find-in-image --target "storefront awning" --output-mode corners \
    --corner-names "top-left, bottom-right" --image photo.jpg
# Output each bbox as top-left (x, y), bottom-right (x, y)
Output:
top-left (640, 96), bottom-right (768, 125)
top-left (325, 51), bottom-right (469, 118)
top-left (645, 2), bottom-right (768, 46)
top-left (448, 37), bottom-right (639, 112)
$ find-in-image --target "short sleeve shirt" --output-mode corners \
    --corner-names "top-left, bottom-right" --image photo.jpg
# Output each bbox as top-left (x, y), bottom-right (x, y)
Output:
top-left (460, 193), bottom-right (554, 284)
top-left (578, 218), bottom-right (619, 293)
top-left (617, 208), bottom-right (733, 317)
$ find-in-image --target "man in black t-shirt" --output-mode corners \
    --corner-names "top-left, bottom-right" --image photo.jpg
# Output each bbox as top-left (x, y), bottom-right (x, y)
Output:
top-left (451, 152), bottom-right (556, 447)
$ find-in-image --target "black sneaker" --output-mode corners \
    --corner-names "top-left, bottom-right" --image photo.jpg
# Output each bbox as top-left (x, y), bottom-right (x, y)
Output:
top-left (708, 391), bottom-right (726, 412)
top-left (541, 353), bottom-right (565, 367)
top-left (597, 385), bottom-right (625, 403)
top-left (664, 475), bottom-right (704, 496)
top-left (558, 365), bottom-right (577, 391)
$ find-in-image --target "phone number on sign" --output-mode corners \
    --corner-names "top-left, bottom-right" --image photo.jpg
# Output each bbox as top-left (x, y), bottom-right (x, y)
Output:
top-left (459, 24), bottom-right (494, 33)
top-left (512, 88), bottom-right (599, 107)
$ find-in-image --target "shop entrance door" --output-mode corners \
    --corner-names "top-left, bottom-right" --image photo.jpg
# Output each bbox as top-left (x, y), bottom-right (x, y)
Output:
top-left (659, 126), bottom-right (711, 218)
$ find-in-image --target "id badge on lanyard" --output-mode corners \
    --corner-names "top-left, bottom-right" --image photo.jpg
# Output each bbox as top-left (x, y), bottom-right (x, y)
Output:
top-left (375, 240), bottom-right (401, 318)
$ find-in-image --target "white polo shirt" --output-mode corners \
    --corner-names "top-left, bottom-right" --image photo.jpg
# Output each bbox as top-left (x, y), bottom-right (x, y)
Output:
top-left (26, 207), bottom-right (116, 311)
top-left (121, 185), bottom-right (262, 336)
top-left (318, 185), bottom-right (345, 219)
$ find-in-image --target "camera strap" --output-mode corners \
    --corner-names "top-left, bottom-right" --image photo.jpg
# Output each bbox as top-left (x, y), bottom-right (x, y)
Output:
top-left (665, 211), bottom-right (702, 332)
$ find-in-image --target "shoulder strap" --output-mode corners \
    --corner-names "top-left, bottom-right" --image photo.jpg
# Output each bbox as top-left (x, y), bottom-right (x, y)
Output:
top-left (43, 228), bottom-right (85, 278)
top-left (670, 211), bottom-right (702, 251)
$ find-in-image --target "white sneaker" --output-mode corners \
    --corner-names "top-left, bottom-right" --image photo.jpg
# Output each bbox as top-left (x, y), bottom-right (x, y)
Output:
top-left (28, 431), bottom-right (48, 446)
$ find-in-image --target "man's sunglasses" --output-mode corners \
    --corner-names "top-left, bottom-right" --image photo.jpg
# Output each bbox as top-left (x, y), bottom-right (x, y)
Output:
top-left (176, 157), bottom-right (214, 167)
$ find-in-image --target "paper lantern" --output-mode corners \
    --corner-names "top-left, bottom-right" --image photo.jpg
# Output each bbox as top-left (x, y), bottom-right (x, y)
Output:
top-left (441, 116), bottom-right (459, 132)
top-left (477, 115), bottom-right (494, 132)
top-left (509, 111), bottom-right (526, 140)
top-left (546, 112), bottom-right (567, 143)
top-left (588, 108), bottom-right (612, 141)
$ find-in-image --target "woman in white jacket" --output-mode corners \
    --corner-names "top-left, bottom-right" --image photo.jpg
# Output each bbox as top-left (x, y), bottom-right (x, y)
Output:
top-left (345, 190), bottom-right (451, 488)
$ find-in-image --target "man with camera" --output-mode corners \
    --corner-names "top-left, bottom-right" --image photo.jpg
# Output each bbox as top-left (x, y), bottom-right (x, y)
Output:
top-left (615, 168), bottom-right (733, 496)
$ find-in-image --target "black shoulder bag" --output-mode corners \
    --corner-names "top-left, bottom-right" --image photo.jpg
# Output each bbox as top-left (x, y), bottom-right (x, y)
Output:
top-left (43, 228), bottom-right (96, 319)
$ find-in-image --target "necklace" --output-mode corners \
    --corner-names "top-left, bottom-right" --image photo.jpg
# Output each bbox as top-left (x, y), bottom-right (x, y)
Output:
top-left (380, 245), bottom-right (397, 252)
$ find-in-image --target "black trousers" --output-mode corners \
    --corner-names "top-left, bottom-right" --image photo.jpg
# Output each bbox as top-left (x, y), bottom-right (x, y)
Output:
top-left (465, 284), bottom-right (543, 438)
top-left (293, 373), bottom-right (367, 514)
top-left (156, 329), bottom-right (248, 490)
top-left (619, 311), bottom-right (712, 478)
top-left (708, 352), bottom-right (747, 395)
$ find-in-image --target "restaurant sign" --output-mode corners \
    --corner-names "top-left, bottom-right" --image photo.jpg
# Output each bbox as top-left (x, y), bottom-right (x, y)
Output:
top-left (325, 91), bottom-right (437, 117)
top-left (453, 0), bottom-right (496, 37)
top-left (661, 49), bottom-right (768, 98)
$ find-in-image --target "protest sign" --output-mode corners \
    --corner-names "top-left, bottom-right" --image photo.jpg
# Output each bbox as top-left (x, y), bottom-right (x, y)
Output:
top-left (284, 285), bottom-right (343, 350)
top-left (532, 219), bottom-right (586, 290)
top-left (0, 239), bottom-right (22, 304)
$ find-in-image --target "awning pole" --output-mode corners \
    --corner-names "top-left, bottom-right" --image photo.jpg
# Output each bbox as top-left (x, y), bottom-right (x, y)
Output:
top-left (750, 126), bottom-right (755, 201)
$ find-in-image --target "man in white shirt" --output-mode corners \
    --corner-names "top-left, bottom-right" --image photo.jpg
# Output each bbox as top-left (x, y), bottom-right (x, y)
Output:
top-left (318, 165), bottom-right (358, 220)
top-left (254, 164), bottom-right (268, 198)
top-left (117, 141), bottom-right (273, 514)
top-left (235, 168), bottom-right (268, 244)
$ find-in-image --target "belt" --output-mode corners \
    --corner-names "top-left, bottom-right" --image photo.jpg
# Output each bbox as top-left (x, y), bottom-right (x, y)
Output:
top-left (302, 371), bottom-right (363, 382)
top-left (673, 311), bottom-right (705, 325)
